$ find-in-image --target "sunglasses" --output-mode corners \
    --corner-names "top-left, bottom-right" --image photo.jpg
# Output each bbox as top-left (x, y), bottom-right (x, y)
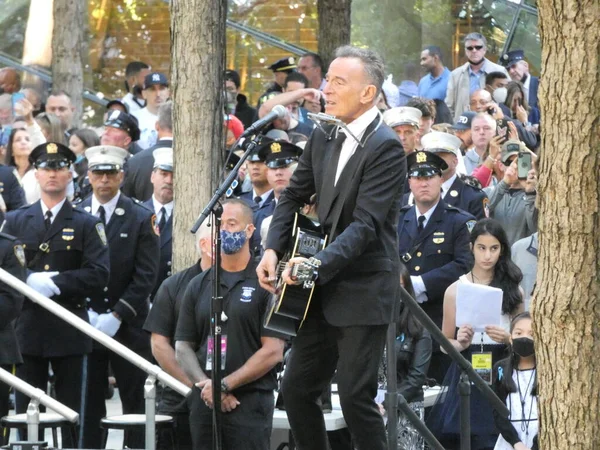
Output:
top-left (466, 45), bottom-right (484, 51)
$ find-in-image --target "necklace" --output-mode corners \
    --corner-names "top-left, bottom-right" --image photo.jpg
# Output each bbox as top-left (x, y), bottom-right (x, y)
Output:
top-left (516, 368), bottom-right (536, 435)
top-left (470, 271), bottom-right (493, 285)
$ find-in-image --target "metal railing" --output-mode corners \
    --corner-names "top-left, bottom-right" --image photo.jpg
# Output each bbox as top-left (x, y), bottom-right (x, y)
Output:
top-left (0, 267), bottom-right (191, 450)
top-left (0, 367), bottom-right (78, 441)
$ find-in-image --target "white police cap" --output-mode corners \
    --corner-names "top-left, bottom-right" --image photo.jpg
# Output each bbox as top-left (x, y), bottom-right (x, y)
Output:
top-left (382, 106), bottom-right (422, 129)
top-left (153, 147), bottom-right (173, 172)
top-left (85, 145), bottom-right (129, 171)
top-left (421, 131), bottom-right (462, 157)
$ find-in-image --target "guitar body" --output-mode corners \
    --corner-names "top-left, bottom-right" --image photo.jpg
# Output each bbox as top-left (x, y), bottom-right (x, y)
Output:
top-left (264, 213), bottom-right (327, 336)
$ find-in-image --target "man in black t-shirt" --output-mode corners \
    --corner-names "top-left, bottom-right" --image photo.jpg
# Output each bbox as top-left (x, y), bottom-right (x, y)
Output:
top-left (143, 218), bottom-right (213, 450)
top-left (175, 199), bottom-right (285, 450)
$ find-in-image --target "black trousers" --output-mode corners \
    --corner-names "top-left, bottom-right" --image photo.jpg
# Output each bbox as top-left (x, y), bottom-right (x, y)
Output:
top-left (0, 364), bottom-right (14, 444)
top-left (281, 314), bottom-right (388, 450)
top-left (15, 354), bottom-right (87, 448)
top-left (187, 386), bottom-right (274, 450)
top-left (82, 347), bottom-right (148, 449)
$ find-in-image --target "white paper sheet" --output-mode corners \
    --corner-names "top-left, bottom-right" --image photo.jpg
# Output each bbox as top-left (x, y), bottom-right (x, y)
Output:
top-left (455, 283), bottom-right (503, 332)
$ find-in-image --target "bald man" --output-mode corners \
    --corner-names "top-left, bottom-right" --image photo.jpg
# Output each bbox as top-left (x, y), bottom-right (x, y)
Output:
top-left (0, 68), bottom-right (20, 94)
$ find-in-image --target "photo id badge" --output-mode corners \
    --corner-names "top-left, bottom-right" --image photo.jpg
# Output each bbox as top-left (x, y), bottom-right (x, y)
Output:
top-left (471, 352), bottom-right (492, 384)
top-left (205, 335), bottom-right (227, 371)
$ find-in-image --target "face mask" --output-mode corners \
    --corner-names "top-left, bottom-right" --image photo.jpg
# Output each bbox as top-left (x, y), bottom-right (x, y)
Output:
top-left (512, 337), bottom-right (535, 357)
top-left (493, 87), bottom-right (508, 104)
top-left (220, 227), bottom-right (248, 255)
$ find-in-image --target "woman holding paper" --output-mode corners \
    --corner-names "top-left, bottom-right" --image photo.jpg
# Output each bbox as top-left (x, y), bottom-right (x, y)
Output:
top-left (428, 219), bottom-right (524, 449)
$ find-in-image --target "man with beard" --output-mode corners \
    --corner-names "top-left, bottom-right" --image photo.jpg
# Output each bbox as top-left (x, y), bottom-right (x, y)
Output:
top-left (122, 61), bottom-right (151, 114)
top-left (500, 49), bottom-right (539, 112)
top-left (445, 33), bottom-right (507, 121)
top-left (418, 46), bottom-right (451, 101)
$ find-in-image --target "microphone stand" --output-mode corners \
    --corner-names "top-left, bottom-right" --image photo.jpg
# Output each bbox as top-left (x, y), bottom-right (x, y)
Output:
top-left (191, 134), bottom-right (262, 450)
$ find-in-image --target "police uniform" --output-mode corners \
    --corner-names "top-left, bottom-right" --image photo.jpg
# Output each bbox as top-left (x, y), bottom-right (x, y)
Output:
top-left (238, 146), bottom-right (275, 211)
top-left (77, 145), bottom-right (160, 449)
top-left (175, 260), bottom-right (286, 450)
top-left (397, 150), bottom-right (474, 382)
top-left (144, 147), bottom-right (174, 299)
top-left (250, 140), bottom-right (302, 259)
top-left (1, 143), bottom-right (110, 447)
top-left (422, 131), bottom-right (488, 219)
top-left (0, 232), bottom-right (26, 436)
top-left (0, 165), bottom-right (26, 223)
top-left (256, 56), bottom-right (296, 109)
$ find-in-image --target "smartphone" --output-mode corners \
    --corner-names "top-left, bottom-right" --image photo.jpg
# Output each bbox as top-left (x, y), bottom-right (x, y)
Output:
top-left (517, 152), bottom-right (532, 180)
top-left (11, 92), bottom-right (25, 116)
top-left (496, 118), bottom-right (509, 143)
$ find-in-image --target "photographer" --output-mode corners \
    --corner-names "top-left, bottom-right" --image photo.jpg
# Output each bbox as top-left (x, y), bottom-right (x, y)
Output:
top-left (487, 140), bottom-right (538, 245)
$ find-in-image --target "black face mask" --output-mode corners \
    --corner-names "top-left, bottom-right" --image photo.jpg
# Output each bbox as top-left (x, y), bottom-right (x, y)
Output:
top-left (512, 337), bottom-right (535, 357)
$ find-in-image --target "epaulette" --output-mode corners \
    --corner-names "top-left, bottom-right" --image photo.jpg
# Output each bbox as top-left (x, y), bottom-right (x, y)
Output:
top-left (400, 204), bottom-right (412, 212)
top-left (445, 204), bottom-right (460, 212)
top-left (132, 198), bottom-right (155, 213)
top-left (0, 231), bottom-right (17, 241)
top-left (459, 174), bottom-right (483, 190)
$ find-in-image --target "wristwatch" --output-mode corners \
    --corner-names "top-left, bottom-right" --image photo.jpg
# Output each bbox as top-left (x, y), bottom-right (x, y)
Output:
top-left (220, 379), bottom-right (230, 394)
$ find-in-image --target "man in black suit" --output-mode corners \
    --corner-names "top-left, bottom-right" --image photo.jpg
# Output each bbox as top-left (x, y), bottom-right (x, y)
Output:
top-left (144, 147), bottom-right (174, 299)
top-left (501, 49), bottom-right (539, 112)
top-left (78, 145), bottom-right (160, 449)
top-left (2, 143), bottom-right (110, 447)
top-left (122, 101), bottom-right (173, 201)
top-left (0, 232), bottom-right (26, 439)
top-left (257, 46), bottom-right (406, 450)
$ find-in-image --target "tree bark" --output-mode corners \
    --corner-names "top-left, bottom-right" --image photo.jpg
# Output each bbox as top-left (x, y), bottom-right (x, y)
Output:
top-left (170, 0), bottom-right (226, 271)
top-left (532, 1), bottom-right (600, 449)
top-left (317, 0), bottom-right (352, 67)
top-left (51, 0), bottom-right (85, 127)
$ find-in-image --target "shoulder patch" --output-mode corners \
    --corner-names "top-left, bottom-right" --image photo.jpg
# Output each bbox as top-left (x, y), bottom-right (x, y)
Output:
top-left (96, 222), bottom-right (108, 245)
top-left (466, 219), bottom-right (477, 233)
top-left (445, 204), bottom-right (459, 212)
top-left (13, 243), bottom-right (25, 267)
top-left (151, 214), bottom-right (160, 236)
top-left (483, 197), bottom-right (490, 218)
top-left (459, 174), bottom-right (483, 190)
top-left (400, 204), bottom-right (412, 212)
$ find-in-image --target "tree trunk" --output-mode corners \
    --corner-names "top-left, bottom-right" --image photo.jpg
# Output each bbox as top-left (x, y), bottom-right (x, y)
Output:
top-left (51, 0), bottom-right (85, 127)
top-left (170, 0), bottom-right (226, 272)
top-left (317, 0), bottom-right (352, 67)
top-left (532, 1), bottom-right (600, 449)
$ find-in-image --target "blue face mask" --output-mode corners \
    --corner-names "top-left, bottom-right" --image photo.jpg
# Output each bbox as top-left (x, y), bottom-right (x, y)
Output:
top-left (220, 227), bottom-right (248, 255)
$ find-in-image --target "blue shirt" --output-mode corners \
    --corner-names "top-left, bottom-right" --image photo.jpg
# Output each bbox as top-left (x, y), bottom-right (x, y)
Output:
top-left (418, 67), bottom-right (450, 100)
top-left (468, 66), bottom-right (485, 94)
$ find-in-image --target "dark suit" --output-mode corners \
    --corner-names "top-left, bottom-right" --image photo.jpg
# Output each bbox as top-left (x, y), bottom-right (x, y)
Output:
top-left (0, 165), bottom-right (26, 223)
top-left (267, 113), bottom-right (406, 450)
top-left (527, 75), bottom-right (539, 111)
top-left (78, 194), bottom-right (160, 448)
top-left (250, 197), bottom-right (276, 258)
top-left (397, 200), bottom-right (474, 381)
top-left (143, 199), bottom-right (173, 299)
top-left (122, 138), bottom-right (173, 201)
top-left (2, 200), bottom-right (110, 447)
top-left (0, 232), bottom-right (26, 436)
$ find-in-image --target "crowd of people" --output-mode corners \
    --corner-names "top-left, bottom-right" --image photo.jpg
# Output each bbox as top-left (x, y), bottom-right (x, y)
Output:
top-left (0, 32), bottom-right (540, 450)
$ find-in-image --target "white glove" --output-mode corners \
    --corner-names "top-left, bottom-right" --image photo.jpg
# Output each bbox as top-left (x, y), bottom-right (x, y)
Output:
top-left (415, 292), bottom-right (428, 304)
top-left (95, 312), bottom-right (122, 337)
top-left (27, 271), bottom-right (61, 298)
top-left (87, 309), bottom-right (99, 327)
top-left (409, 276), bottom-right (428, 304)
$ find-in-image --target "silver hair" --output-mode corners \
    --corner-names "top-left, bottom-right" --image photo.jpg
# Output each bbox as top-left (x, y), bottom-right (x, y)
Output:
top-left (157, 101), bottom-right (173, 131)
top-left (334, 45), bottom-right (385, 96)
top-left (464, 32), bottom-right (487, 47)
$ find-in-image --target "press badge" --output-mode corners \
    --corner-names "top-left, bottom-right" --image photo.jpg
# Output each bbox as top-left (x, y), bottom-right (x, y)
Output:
top-left (471, 352), bottom-right (492, 384)
top-left (206, 336), bottom-right (227, 371)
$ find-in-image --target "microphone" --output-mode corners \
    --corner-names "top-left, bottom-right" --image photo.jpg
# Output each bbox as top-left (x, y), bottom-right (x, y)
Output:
top-left (241, 105), bottom-right (287, 137)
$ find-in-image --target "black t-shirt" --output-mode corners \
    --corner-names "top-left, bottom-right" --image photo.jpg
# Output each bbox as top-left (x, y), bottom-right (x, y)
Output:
top-left (143, 261), bottom-right (202, 413)
top-left (175, 259), bottom-right (285, 393)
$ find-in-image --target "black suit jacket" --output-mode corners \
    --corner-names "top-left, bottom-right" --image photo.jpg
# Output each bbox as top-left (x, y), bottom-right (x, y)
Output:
top-left (266, 113), bottom-right (406, 327)
top-left (122, 138), bottom-right (173, 201)
top-left (0, 232), bottom-right (26, 364)
top-left (3, 200), bottom-right (110, 356)
top-left (528, 75), bottom-right (539, 111)
top-left (0, 165), bottom-right (26, 223)
top-left (143, 199), bottom-right (173, 299)
top-left (78, 195), bottom-right (159, 330)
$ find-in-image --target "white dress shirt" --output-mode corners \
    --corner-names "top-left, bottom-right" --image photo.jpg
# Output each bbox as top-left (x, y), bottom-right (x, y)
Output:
top-left (40, 198), bottom-right (67, 224)
top-left (441, 173), bottom-right (458, 199)
top-left (335, 106), bottom-right (380, 185)
top-left (91, 192), bottom-right (121, 224)
top-left (152, 196), bottom-right (174, 222)
top-left (252, 189), bottom-right (273, 208)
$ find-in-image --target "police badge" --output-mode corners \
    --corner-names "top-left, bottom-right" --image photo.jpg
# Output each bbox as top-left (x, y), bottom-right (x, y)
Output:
top-left (14, 244), bottom-right (26, 267)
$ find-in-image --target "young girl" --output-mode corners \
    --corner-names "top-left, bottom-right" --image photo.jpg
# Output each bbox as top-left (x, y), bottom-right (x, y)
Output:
top-left (493, 312), bottom-right (538, 450)
top-left (428, 218), bottom-right (524, 449)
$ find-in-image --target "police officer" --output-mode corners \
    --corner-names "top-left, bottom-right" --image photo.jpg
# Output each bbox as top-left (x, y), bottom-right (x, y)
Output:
top-left (77, 145), bottom-right (160, 449)
top-left (0, 232), bottom-right (26, 439)
top-left (101, 109), bottom-right (142, 155)
top-left (0, 165), bottom-right (26, 223)
top-left (397, 150), bottom-right (474, 382)
top-left (237, 146), bottom-right (275, 211)
top-left (2, 142), bottom-right (110, 447)
top-left (421, 131), bottom-right (488, 219)
top-left (382, 106), bottom-right (422, 155)
top-left (144, 147), bottom-right (173, 299)
top-left (256, 56), bottom-right (297, 109)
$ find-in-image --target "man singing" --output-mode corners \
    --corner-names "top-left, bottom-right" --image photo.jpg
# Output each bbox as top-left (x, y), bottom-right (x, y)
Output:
top-left (257, 46), bottom-right (406, 450)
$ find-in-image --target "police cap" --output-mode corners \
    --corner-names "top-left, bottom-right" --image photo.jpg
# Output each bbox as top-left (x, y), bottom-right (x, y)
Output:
top-left (258, 140), bottom-right (303, 169)
top-left (104, 110), bottom-right (141, 141)
top-left (29, 142), bottom-right (76, 169)
top-left (500, 50), bottom-right (525, 68)
top-left (268, 57), bottom-right (296, 73)
top-left (406, 150), bottom-right (448, 178)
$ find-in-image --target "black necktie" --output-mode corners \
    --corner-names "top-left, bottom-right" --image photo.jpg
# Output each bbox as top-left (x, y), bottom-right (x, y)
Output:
top-left (158, 207), bottom-right (167, 233)
top-left (254, 196), bottom-right (262, 205)
top-left (417, 215), bottom-right (426, 232)
top-left (44, 210), bottom-right (53, 230)
top-left (97, 205), bottom-right (106, 226)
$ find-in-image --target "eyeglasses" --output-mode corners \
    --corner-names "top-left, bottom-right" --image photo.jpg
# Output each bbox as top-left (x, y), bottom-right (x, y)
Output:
top-left (466, 45), bottom-right (484, 51)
